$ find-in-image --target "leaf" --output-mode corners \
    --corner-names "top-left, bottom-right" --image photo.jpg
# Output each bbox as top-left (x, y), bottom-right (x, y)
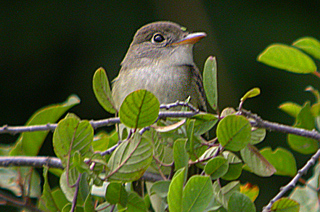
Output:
top-left (221, 151), bottom-right (243, 181)
top-left (240, 87), bottom-right (260, 102)
top-left (203, 56), bottom-right (218, 110)
top-left (107, 133), bottom-right (153, 181)
top-left (217, 115), bottom-right (251, 151)
top-left (38, 167), bottom-right (60, 212)
top-left (287, 102), bottom-right (319, 154)
top-left (53, 115), bottom-right (94, 167)
top-left (173, 138), bottom-right (189, 171)
top-left (213, 181), bottom-right (240, 209)
top-left (279, 102), bottom-right (302, 118)
top-left (118, 191), bottom-right (147, 212)
top-left (149, 181), bottom-right (171, 198)
top-left (168, 168), bottom-right (186, 212)
top-left (228, 191), bottom-right (256, 212)
top-left (204, 156), bottom-right (229, 179)
top-left (105, 182), bottom-right (128, 206)
top-left (198, 146), bottom-right (219, 161)
top-left (192, 113), bottom-right (218, 136)
top-left (119, 89), bottom-right (160, 129)
top-left (240, 183), bottom-right (259, 202)
top-left (290, 163), bottom-right (320, 211)
top-left (93, 67), bottom-right (117, 113)
top-left (10, 95), bottom-right (80, 156)
top-left (250, 128), bottom-right (266, 145)
top-left (241, 144), bottom-right (276, 177)
top-left (182, 176), bottom-right (214, 212)
top-left (271, 198), bottom-right (300, 212)
top-left (257, 44), bottom-right (317, 74)
top-left (260, 147), bottom-right (297, 177)
top-left (293, 37), bottom-right (320, 60)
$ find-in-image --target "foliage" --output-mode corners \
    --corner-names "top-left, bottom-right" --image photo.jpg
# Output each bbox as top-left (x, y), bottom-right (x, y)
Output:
top-left (1, 36), bottom-right (320, 211)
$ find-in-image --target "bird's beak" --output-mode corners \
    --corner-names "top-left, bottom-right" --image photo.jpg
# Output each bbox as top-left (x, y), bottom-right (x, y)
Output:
top-left (172, 32), bottom-right (207, 45)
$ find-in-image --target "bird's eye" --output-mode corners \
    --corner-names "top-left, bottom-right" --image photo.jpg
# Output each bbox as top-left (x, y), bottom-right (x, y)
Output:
top-left (152, 33), bottom-right (165, 43)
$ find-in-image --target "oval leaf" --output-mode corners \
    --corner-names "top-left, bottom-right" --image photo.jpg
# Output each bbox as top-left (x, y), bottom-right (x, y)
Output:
top-left (217, 115), bottom-right (251, 151)
top-left (182, 176), bottom-right (214, 212)
top-left (203, 56), bottom-right (218, 110)
top-left (168, 168), bottom-right (186, 212)
top-left (258, 44), bottom-right (317, 74)
top-left (271, 197), bottom-right (300, 212)
top-left (119, 89), bottom-right (160, 129)
top-left (53, 115), bottom-right (93, 167)
top-left (293, 37), bottom-right (320, 60)
top-left (260, 147), bottom-right (297, 177)
top-left (279, 102), bottom-right (302, 118)
top-left (93, 67), bottom-right (117, 113)
top-left (228, 191), bottom-right (256, 212)
top-left (107, 133), bottom-right (153, 181)
top-left (241, 144), bottom-right (276, 177)
top-left (204, 156), bottom-right (228, 179)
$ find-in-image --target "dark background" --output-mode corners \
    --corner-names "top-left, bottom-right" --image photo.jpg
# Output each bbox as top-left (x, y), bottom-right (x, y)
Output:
top-left (1, 1), bottom-right (320, 211)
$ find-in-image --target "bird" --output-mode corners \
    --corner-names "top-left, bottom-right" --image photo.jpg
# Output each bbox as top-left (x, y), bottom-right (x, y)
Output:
top-left (112, 21), bottom-right (207, 112)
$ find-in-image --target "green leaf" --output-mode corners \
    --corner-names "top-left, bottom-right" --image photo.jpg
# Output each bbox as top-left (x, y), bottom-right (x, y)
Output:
top-left (240, 87), bottom-right (260, 102)
top-left (213, 181), bottom-right (240, 209)
top-left (105, 182), bottom-right (128, 206)
top-left (60, 168), bottom-right (87, 203)
top-left (250, 128), bottom-right (266, 145)
top-left (118, 191), bottom-right (147, 212)
top-left (53, 115), bottom-right (94, 167)
top-left (119, 89), bottom-right (160, 129)
top-left (192, 113), bottom-right (218, 136)
top-left (10, 95), bottom-right (80, 156)
top-left (305, 86), bottom-right (320, 103)
top-left (279, 102), bottom-right (302, 118)
top-left (107, 133), bottom-right (153, 181)
top-left (149, 181), bottom-right (171, 198)
top-left (228, 191), bottom-right (256, 212)
top-left (38, 167), bottom-right (60, 211)
top-left (241, 144), bottom-right (276, 177)
top-left (290, 163), bottom-right (320, 211)
top-left (84, 193), bottom-right (95, 212)
top-left (287, 102), bottom-right (319, 154)
top-left (271, 198), bottom-right (300, 212)
top-left (257, 44), bottom-right (317, 74)
top-left (182, 176), bottom-right (214, 212)
top-left (260, 147), bottom-right (297, 177)
top-left (93, 67), bottom-right (117, 113)
top-left (168, 168), bottom-right (186, 212)
top-left (217, 115), bottom-right (251, 151)
top-left (204, 156), bottom-right (228, 179)
top-left (221, 151), bottom-right (243, 181)
top-left (173, 138), bottom-right (189, 171)
top-left (293, 37), bottom-right (320, 60)
top-left (203, 56), bottom-right (218, 110)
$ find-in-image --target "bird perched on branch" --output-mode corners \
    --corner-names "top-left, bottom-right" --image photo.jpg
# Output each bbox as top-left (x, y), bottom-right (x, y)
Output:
top-left (112, 21), bottom-right (207, 112)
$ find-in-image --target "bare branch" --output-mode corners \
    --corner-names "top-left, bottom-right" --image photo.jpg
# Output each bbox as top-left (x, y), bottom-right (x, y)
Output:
top-left (240, 109), bottom-right (320, 141)
top-left (263, 148), bottom-right (320, 212)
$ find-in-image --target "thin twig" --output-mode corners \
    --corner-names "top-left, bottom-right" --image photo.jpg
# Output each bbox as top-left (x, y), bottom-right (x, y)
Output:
top-left (263, 148), bottom-right (320, 212)
top-left (71, 173), bottom-right (82, 212)
top-left (240, 109), bottom-right (320, 140)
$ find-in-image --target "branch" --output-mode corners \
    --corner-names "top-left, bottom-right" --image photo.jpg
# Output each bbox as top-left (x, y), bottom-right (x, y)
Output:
top-left (0, 156), bottom-right (163, 182)
top-left (240, 109), bottom-right (320, 141)
top-left (263, 148), bottom-right (320, 212)
top-left (0, 111), bottom-right (199, 135)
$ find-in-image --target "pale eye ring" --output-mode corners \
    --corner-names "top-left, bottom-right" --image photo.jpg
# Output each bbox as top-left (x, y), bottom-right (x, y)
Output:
top-left (152, 33), bottom-right (165, 43)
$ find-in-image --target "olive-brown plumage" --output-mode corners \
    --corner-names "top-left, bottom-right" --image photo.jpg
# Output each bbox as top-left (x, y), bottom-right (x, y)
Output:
top-left (112, 21), bottom-right (207, 111)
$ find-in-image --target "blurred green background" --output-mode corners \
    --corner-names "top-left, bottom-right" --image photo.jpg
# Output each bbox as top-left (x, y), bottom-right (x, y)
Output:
top-left (1, 1), bottom-right (320, 211)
